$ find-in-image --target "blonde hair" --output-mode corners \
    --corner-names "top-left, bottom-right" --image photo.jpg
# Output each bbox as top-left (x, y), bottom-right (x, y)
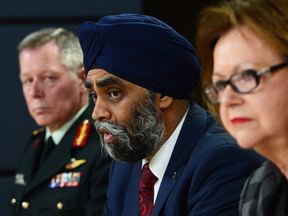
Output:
top-left (196, 0), bottom-right (288, 114)
top-left (18, 28), bottom-right (83, 78)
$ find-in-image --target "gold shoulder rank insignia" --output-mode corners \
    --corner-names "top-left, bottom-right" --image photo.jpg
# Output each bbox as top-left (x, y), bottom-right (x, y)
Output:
top-left (65, 159), bottom-right (87, 169)
top-left (33, 127), bottom-right (44, 136)
top-left (73, 119), bottom-right (91, 147)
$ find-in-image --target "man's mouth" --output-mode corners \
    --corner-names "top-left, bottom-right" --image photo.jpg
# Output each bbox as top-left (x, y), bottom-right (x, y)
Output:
top-left (98, 128), bottom-right (117, 144)
top-left (33, 107), bottom-right (49, 114)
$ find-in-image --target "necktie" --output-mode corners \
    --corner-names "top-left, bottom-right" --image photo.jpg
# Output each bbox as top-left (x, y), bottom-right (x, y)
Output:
top-left (139, 163), bottom-right (158, 216)
top-left (40, 136), bottom-right (55, 165)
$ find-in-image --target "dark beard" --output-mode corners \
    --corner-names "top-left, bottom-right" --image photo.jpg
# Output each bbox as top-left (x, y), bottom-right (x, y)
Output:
top-left (94, 92), bottom-right (165, 164)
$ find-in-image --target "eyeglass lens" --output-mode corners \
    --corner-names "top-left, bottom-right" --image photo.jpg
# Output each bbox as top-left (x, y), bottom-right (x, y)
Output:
top-left (230, 70), bottom-right (257, 92)
top-left (205, 61), bottom-right (288, 105)
top-left (206, 70), bottom-right (257, 104)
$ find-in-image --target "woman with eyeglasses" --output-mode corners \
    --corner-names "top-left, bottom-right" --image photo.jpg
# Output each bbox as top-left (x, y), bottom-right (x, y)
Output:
top-left (197, 0), bottom-right (288, 215)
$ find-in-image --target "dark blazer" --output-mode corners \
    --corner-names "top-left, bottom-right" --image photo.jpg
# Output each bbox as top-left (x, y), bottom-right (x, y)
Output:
top-left (103, 103), bottom-right (265, 216)
top-left (10, 103), bottom-right (111, 216)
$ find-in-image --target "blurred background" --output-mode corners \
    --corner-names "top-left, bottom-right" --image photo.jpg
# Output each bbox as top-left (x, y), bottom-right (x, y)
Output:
top-left (0, 0), bottom-right (217, 215)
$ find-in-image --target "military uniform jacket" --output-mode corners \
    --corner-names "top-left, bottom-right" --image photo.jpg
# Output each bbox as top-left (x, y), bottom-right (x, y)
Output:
top-left (10, 103), bottom-right (111, 216)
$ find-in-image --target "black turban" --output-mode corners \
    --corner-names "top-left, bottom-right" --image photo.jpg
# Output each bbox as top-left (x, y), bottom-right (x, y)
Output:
top-left (79, 14), bottom-right (201, 99)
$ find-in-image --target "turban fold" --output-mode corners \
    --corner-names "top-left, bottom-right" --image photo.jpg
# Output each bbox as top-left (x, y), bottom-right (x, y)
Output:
top-left (79, 14), bottom-right (201, 99)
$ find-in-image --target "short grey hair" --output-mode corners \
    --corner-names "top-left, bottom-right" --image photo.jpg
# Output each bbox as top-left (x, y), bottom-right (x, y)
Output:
top-left (18, 28), bottom-right (83, 78)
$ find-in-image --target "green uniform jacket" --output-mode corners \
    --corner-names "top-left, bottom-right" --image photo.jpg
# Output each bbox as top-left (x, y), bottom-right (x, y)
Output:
top-left (10, 103), bottom-right (111, 216)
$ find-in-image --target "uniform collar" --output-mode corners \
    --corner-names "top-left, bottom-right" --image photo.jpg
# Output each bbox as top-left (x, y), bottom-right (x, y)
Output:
top-left (45, 103), bottom-right (89, 145)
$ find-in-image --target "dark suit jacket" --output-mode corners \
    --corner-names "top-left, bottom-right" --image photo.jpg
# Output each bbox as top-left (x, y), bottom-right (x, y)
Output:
top-left (10, 103), bottom-right (111, 216)
top-left (103, 103), bottom-right (265, 216)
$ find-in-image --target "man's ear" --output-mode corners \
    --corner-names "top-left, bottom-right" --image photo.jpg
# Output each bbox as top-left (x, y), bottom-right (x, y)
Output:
top-left (77, 66), bottom-right (87, 93)
top-left (159, 95), bottom-right (173, 109)
top-left (77, 66), bottom-right (86, 81)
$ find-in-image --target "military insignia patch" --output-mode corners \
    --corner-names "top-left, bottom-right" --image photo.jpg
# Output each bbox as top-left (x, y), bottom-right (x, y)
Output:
top-left (33, 139), bottom-right (39, 147)
top-left (73, 119), bottom-right (91, 147)
top-left (14, 173), bottom-right (26, 186)
top-left (49, 172), bottom-right (82, 188)
top-left (33, 127), bottom-right (44, 135)
top-left (65, 158), bottom-right (87, 169)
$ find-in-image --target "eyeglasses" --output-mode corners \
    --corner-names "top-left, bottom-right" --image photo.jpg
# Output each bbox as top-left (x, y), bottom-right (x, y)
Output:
top-left (204, 61), bottom-right (288, 105)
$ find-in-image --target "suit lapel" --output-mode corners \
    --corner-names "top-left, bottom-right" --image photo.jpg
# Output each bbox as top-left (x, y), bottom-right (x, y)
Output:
top-left (152, 103), bottom-right (209, 215)
top-left (24, 132), bottom-right (45, 183)
top-left (123, 162), bottom-right (142, 215)
top-left (26, 133), bottom-right (73, 193)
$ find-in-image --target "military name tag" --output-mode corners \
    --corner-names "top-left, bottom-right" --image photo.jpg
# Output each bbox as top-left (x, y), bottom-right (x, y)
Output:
top-left (14, 174), bottom-right (26, 186)
top-left (49, 172), bottom-right (82, 188)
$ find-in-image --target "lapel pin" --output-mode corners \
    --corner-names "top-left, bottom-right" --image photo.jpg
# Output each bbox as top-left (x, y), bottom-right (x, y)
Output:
top-left (172, 172), bottom-right (177, 179)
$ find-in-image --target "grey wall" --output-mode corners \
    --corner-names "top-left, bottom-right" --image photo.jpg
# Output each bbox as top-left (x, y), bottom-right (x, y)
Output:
top-left (0, 1), bottom-right (142, 215)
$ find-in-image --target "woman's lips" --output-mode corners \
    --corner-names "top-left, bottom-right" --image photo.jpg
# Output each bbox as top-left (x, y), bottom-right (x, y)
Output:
top-left (98, 128), bottom-right (116, 144)
top-left (230, 117), bottom-right (252, 125)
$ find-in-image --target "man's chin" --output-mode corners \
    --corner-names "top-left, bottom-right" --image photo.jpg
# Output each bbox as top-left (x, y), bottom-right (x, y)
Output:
top-left (110, 156), bottom-right (144, 164)
top-left (34, 117), bottom-right (52, 127)
top-left (102, 144), bottom-right (149, 164)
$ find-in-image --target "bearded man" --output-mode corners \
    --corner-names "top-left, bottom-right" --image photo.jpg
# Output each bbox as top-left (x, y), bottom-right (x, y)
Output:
top-left (80, 14), bottom-right (265, 216)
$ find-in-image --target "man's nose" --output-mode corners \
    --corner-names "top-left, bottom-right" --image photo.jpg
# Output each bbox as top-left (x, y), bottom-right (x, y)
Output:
top-left (29, 79), bottom-right (44, 98)
top-left (92, 98), bottom-right (111, 121)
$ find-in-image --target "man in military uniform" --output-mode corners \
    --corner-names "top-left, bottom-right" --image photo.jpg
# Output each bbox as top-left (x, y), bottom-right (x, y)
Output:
top-left (10, 28), bottom-right (111, 216)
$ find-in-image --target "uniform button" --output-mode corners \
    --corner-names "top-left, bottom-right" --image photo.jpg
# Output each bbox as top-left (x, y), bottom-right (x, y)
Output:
top-left (22, 201), bottom-right (29, 209)
top-left (11, 198), bottom-right (16, 205)
top-left (57, 202), bottom-right (63, 210)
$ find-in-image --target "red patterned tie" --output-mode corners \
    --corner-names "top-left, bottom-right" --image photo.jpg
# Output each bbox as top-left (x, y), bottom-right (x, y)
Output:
top-left (139, 163), bottom-right (158, 216)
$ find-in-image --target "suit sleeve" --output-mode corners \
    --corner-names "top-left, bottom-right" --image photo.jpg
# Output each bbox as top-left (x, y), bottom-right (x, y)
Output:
top-left (86, 150), bottom-right (111, 216)
top-left (102, 160), bottom-right (116, 216)
top-left (187, 145), bottom-right (264, 216)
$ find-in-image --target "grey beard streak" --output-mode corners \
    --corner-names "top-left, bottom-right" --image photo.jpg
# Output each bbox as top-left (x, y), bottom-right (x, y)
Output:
top-left (94, 93), bottom-right (165, 164)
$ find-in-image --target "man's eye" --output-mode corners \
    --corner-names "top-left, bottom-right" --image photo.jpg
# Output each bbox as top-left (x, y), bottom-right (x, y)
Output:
top-left (110, 91), bottom-right (119, 98)
top-left (45, 76), bottom-right (54, 80)
top-left (90, 92), bottom-right (97, 100)
top-left (24, 78), bottom-right (33, 85)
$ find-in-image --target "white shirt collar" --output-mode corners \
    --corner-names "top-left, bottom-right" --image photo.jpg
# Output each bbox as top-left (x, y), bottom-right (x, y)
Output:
top-left (45, 103), bottom-right (89, 145)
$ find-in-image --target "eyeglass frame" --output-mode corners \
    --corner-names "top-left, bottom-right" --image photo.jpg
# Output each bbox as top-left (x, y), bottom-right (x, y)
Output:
top-left (204, 61), bottom-right (288, 105)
